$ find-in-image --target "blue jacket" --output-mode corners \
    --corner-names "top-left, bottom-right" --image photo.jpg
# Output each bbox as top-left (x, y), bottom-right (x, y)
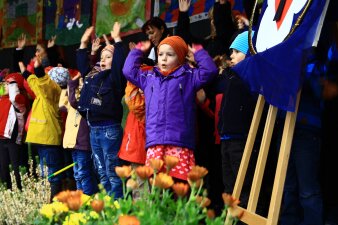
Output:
top-left (123, 48), bottom-right (217, 150)
top-left (76, 42), bottom-right (127, 123)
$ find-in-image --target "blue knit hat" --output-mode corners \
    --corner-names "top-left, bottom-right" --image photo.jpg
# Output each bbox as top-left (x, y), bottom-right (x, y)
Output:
top-left (229, 31), bottom-right (254, 54)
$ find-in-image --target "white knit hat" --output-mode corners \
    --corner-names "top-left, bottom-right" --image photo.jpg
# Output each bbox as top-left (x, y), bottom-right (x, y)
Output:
top-left (48, 67), bottom-right (70, 87)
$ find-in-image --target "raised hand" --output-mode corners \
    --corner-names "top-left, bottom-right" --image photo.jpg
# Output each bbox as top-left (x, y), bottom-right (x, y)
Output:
top-left (111, 22), bottom-right (121, 42)
top-left (91, 38), bottom-right (101, 55)
top-left (48, 35), bottom-right (57, 48)
top-left (135, 40), bottom-right (151, 52)
top-left (189, 43), bottom-right (203, 54)
top-left (102, 34), bottom-right (111, 46)
top-left (17, 33), bottom-right (26, 49)
top-left (179, 0), bottom-right (191, 12)
top-left (129, 42), bottom-right (136, 50)
top-left (80, 26), bottom-right (94, 49)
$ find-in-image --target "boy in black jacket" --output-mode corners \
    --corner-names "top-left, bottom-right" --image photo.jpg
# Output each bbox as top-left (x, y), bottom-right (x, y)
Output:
top-left (218, 31), bottom-right (256, 208)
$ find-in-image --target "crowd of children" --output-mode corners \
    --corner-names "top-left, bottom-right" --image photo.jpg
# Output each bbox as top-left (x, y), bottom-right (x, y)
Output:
top-left (0, 0), bottom-right (337, 224)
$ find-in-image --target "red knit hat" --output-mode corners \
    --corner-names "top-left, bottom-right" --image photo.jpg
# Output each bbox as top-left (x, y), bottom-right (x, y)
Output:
top-left (4, 73), bottom-right (24, 89)
top-left (158, 36), bottom-right (188, 64)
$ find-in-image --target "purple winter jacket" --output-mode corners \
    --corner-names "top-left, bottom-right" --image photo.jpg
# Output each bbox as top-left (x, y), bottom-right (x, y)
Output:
top-left (123, 49), bottom-right (217, 150)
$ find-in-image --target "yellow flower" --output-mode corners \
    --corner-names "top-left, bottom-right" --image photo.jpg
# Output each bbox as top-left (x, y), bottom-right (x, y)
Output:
top-left (63, 213), bottom-right (87, 225)
top-left (51, 201), bottom-right (69, 214)
top-left (172, 182), bottom-right (189, 197)
top-left (149, 158), bottom-right (164, 171)
top-left (89, 211), bottom-right (99, 219)
top-left (40, 204), bottom-right (54, 219)
top-left (103, 195), bottom-right (112, 203)
top-left (81, 194), bottom-right (90, 205)
top-left (115, 165), bottom-right (132, 179)
top-left (114, 200), bottom-right (120, 209)
top-left (154, 172), bottom-right (174, 189)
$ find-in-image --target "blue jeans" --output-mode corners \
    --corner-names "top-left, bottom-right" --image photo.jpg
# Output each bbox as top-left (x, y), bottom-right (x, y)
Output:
top-left (36, 145), bottom-right (64, 184)
top-left (90, 123), bottom-right (123, 198)
top-left (280, 128), bottom-right (323, 225)
top-left (72, 149), bottom-right (98, 195)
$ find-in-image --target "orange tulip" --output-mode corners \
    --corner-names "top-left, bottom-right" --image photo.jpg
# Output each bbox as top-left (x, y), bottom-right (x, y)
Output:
top-left (172, 183), bottom-right (189, 197)
top-left (207, 209), bottom-right (216, 219)
top-left (164, 155), bottom-right (179, 170)
top-left (91, 199), bottom-right (104, 213)
top-left (228, 206), bottom-right (244, 219)
top-left (187, 170), bottom-right (201, 182)
top-left (154, 172), bottom-right (174, 189)
top-left (115, 165), bottom-right (132, 179)
top-left (190, 166), bottom-right (208, 178)
top-left (126, 178), bottom-right (138, 190)
top-left (135, 166), bottom-right (153, 180)
top-left (118, 215), bottom-right (140, 225)
top-left (55, 190), bottom-right (71, 203)
top-left (66, 196), bottom-right (82, 211)
top-left (196, 196), bottom-right (211, 208)
top-left (149, 158), bottom-right (164, 171)
top-left (222, 193), bottom-right (240, 207)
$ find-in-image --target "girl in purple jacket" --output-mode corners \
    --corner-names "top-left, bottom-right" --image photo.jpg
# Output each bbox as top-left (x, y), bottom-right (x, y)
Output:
top-left (123, 36), bottom-right (217, 181)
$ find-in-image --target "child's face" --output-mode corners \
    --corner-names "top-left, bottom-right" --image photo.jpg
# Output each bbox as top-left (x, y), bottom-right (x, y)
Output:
top-left (145, 25), bottom-right (164, 47)
top-left (35, 44), bottom-right (47, 60)
top-left (158, 44), bottom-right (180, 72)
top-left (100, 50), bottom-right (113, 71)
top-left (230, 49), bottom-right (246, 67)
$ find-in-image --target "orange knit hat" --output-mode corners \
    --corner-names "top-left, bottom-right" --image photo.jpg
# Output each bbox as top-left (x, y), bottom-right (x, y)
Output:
top-left (158, 36), bottom-right (188, 64)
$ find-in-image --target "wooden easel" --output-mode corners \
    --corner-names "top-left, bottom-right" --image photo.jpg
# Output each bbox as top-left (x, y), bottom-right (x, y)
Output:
top-left (227, 92), bottom-right (301, 225)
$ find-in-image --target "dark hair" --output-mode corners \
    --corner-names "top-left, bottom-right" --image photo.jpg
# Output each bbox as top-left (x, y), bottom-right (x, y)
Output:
top-left (142, 17), bottom-right (170, 39)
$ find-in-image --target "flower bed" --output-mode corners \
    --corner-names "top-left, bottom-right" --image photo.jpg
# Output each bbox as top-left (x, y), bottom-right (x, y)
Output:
top-left (1, 157), bottom-right (243, 225)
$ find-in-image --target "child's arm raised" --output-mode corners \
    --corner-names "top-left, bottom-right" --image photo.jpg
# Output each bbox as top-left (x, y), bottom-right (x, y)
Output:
top-left (190, 44), bottom-right (218, 90)
top-left (123, 41), bottom-right (151, 90)
top-left (77, 26), bottom-right (94, 78)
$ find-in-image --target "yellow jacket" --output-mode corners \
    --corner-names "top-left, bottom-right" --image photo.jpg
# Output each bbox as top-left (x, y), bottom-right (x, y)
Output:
top-left (25, 74), bottom-right (62, 145)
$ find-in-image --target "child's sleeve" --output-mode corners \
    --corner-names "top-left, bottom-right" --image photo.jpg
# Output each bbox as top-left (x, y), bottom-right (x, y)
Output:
top-left (123, 49), bottom-right (148, 90)
top-left (193, 49), bottom-right (218, 90)
top-left (124, 81), bottom-right (145, 121)
top-left (67, 79), bottom-right (80, 109)
top-left (8, 82), bottom-right (27, 115)
top-left (76, 48), bottom-right (91, 79)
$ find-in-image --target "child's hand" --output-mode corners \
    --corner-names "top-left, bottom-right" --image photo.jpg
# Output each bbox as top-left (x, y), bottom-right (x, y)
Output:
top-left (129, 42), bottom-right (136, 50)
top-left (135, 41), bottom-right (151, 52)
top-left (48, 35), bottom-right (57, 48)
top-left (179, 0), bottom-right (191, 12)
top-left (111, 22), bottom-right (121, 42)
top-left (34, 57), bottom-right (42, 68)
top-left (17, 33), bottom-right (26, 49)
top-left (189, 43), bottom-right (203, 54)
top-left (235, 15), bottom-right (249, 30)
top-left (18, 62), bottom-right (26, 73)
top-left (91, 38), bottom-right (101, 55)
top-left (80, 26), bottom-right (94, 45)
top-left (196, 89), bottom-right (206, 104)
